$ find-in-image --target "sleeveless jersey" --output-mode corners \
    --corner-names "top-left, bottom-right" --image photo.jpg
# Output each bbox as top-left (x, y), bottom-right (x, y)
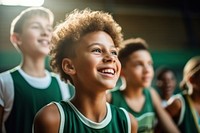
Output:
top-left (5, 70), bottom-right (62, 133)
top-left (111, 89), bottom-right (156, 133)
top-left (54, 101), bottom-right (131, 133)
top-left (174, 94), bottom-right (200, 133)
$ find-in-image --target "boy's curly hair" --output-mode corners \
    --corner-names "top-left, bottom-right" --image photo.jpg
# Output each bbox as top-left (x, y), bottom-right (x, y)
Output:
top-left (50, 8), bottom-right (123, 83)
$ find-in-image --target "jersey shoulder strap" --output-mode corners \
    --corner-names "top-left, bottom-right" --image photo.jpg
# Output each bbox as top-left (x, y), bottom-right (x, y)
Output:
top-left (54, 102), bottom-right (65, 133)
top-left (119, 107), bottom-right (131, 133)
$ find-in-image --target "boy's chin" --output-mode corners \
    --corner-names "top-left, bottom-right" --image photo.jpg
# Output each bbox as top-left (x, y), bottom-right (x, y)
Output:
top-left (105, 83), bottom-right (117, 90)
top-left (143, 84), bottom-right (151, 88)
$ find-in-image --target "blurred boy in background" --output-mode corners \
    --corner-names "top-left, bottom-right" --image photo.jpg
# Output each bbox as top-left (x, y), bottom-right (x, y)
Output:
top-left (155, 66), bottom-right (179, 107)
top-left (107, 38), bottom-right (180, 133)
top-left (0, 7), bottom-right (72, 133)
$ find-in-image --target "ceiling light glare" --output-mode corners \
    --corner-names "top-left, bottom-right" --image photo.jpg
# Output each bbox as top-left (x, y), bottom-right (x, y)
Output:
top-left (0, 0), bottom-right (44, 6)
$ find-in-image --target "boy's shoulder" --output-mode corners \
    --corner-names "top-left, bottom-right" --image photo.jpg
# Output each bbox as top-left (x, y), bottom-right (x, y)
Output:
top-left (0, 66), bottom-right (20, 80)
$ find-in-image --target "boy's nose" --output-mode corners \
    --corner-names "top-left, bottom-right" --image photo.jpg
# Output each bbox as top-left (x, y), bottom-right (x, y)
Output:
top-left (41, 28), bottom-right (50, 36)
top-left (103, 54), bottom-right (116, 63)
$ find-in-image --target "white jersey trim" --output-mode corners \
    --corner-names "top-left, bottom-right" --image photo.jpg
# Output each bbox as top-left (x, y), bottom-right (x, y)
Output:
top-left (120, 107), bottom-right (131, 133)
top-left (53, 74), bottom-right (71, 101)
top-left (168, 94), bottom-right (185, 125)
top-left (0, 70), bottom-right (14, 133)
top-left (54, 102), bottom-right (65, 133)
top-left (67, 101), bottom-right (112, 129)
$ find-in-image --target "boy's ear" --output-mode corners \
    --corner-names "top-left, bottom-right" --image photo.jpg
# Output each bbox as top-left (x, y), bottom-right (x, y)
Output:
top-left (10, 33), bottom-right (22, 46)
top-left (62, 58), bottom-right (76, 75)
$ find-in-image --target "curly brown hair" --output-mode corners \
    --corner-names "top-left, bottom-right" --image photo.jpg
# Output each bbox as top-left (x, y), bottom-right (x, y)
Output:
top-left (50, 8), bottom-right (123, 83)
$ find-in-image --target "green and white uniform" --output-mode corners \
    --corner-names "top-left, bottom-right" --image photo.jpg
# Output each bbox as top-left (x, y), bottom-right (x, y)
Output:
top-left (169, 94), bottom-right (200, 133)
top-left (0, 66), bottom-right (72, 133)
top-left (54, 101), bottom-right (131, 133)
top-left (111, 89), bottom-right (156, 133)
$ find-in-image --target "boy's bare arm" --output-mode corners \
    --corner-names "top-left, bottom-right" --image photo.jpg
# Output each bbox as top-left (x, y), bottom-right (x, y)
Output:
top-left (165, 98), bottom-right (182, 119)
top-left (33, 103), bottom-right (60, 133)
top-left (129, 113), bottom-right (138, 133)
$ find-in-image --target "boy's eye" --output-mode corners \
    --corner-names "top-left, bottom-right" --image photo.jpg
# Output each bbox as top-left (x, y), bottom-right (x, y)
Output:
top-left (92, 48), bottom-right (102, 53)
top-left (132, 62), bottom-right (142, 67)
top-left (134, 63), bottom-right (141, 67)
top-left (148, 62), bottom-right (153, 66)
top-left (47, 27), bottom-right (53, 32)
top-left (31, 25), bottom-right (40, 29)
top-left (111, 50), bottom-right (118, 56)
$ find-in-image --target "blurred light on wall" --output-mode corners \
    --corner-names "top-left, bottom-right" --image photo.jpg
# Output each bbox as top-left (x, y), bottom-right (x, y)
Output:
top-left (0, 0), bottom-right (44, 6)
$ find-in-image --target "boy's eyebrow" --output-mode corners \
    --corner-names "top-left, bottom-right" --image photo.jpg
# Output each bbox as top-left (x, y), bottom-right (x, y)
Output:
top-left (87, 43), bottom-right (116, 48)
top-left (86, 43), bottom-right (100, 49)
top-left (28, 21), bottom-right (52, 26)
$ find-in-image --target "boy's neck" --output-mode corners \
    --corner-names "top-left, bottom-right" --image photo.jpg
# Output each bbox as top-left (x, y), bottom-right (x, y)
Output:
top-left (21, 63), bottom-right (46, 77)
top-left (71, 92), bottom-right (107, 123)
top-left (123, 85), bottom-right (143, 98)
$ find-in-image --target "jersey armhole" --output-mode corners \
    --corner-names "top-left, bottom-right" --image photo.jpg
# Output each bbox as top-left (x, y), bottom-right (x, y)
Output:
top-left (120, 107), bottom-right (131, 133)
top-left (54, 102), bottom-right (65, 133)
top-left (168, 94), bottom-right (185, 125)
top-left (177, 95), bottom-right (185, 125)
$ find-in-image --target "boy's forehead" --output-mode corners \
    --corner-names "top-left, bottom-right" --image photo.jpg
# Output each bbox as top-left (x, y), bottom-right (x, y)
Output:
top-left (79, 31), bottom-right (115, 46)
top-left (24, 15), bottom-right (51, 24)
top-left (128, 50), bottom-right (152, 60)
top-left (27, 14), bottom-right (49, 20)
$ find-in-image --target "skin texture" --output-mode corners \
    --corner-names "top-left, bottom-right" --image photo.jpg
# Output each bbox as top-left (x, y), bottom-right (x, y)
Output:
top-left (33, 31), bottom-right (138, 133)
top-left (107, 49), bottom-right (180, 133)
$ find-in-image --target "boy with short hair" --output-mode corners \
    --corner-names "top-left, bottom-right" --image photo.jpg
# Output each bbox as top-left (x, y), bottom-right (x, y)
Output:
top-left (0, 7), bottom-right (72, 133)
top-left (107, 38), bottom-right (180, 133)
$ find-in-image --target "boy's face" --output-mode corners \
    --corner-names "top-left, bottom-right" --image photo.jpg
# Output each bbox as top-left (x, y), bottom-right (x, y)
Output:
top-left (16, 15), bottom-right (52, 57)
top-left (122, 50), bottom-right (154, 88)
top-left (158, 71), bottom-right (176, 96)
top-left (72, 31), bottom-right (121, 92)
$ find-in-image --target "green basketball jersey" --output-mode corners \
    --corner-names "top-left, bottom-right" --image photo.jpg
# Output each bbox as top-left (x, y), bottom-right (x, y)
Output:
top-left (55, 101), bottom-right (131, 133)
top-left (111, 89), bottom-right (156, 133)
top-left (5, 70), bottom-right (62, 133)
top-left (177, 94), bottom-right (199, 133)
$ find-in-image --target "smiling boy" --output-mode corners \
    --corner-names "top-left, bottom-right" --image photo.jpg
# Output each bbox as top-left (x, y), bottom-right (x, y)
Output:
top-left (33, 8), bottom-right (138, 133)
top-left (0, 7), bottom-right (72, 133)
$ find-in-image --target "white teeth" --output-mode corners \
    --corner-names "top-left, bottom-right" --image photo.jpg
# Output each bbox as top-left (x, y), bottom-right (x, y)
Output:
top-left (39, 40), bottom-right (49, 45)
top-left (42, 40), bottom-right (48, 44)
top-left (101, 69), bottom-right (114, 74)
